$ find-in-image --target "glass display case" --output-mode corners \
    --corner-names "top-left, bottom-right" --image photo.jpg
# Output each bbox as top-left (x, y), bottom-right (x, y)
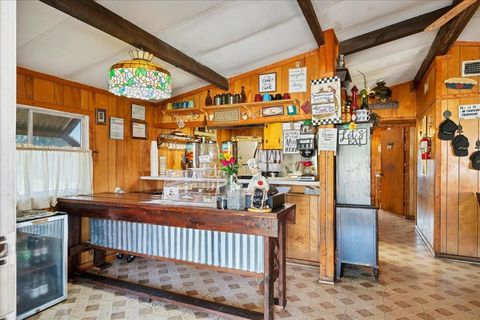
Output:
top-left (16, 214), bottom-right (68, 320)
top-left (159, 169), bottom-right (227, 208)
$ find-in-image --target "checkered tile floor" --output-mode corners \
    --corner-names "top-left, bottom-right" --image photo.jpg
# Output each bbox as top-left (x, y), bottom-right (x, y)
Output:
top-left (28, 211), bottom-right (480, 320)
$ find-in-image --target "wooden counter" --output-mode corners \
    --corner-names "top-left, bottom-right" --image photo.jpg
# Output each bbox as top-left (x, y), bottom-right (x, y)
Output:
top-left (56, 193), bottom-right (296, 320)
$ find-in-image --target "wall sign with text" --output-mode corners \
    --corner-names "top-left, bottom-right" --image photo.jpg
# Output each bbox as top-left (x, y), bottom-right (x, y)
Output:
top-left (338, 128), bottom-right (368, 146)
top-left (289, 67), bottom-right (307, 93)
top-left (459, 104), bottom-right (480, 119)
top-left (283, 130), bottom-right (300, 154)
top-left (311, 76), bottom-right (342, 125)
top-left (317, 128), bottom-right (338, 152)
top-left (259, 73), bottom-right (276, 92)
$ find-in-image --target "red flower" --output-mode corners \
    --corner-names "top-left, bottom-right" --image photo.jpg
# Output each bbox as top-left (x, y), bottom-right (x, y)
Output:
top-left (221, 159), bottom-right (229, 167)
top-left (229, 157), bottom-right (236, 165)
top-left (257, 180), bottom-right (263, 186)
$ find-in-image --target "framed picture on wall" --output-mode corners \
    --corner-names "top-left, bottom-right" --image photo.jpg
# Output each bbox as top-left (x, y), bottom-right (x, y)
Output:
top-left (259, 73), bottom-right (276, 92)
top-left (131, 104), bottom-right (146, 121)
top-left (132, 122), bottom-right (147, 139)
top-left (95, 108), bottom-right (106, 125)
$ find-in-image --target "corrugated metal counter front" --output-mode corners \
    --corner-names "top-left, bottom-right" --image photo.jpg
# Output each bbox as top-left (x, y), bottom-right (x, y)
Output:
top-left (90, 218), bottom-right (264, 273)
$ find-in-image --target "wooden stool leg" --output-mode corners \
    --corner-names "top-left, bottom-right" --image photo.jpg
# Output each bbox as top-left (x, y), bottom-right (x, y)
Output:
top-left (264, 237), bottom-right (274, 320)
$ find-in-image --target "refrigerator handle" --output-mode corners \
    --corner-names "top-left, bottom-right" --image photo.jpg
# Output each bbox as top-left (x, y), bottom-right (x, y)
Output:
top-left (0, 236), bottom-right (7, 266)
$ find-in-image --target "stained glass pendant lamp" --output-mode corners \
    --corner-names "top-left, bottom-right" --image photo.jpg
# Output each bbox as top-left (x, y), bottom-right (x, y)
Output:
top-left (108, 49), bottom-right (172, 100)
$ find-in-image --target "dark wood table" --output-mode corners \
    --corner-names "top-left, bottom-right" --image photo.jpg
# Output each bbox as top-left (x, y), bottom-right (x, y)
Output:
top-left (56, 193), bottom-right (295, 320)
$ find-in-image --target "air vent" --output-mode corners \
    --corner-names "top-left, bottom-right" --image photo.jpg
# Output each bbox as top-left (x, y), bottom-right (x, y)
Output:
top-left (462, 60), bottom-right (480, 76)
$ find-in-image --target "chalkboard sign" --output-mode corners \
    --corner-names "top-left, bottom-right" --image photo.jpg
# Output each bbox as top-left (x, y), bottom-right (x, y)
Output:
top-left (252, 188), bottom-right (264, 209)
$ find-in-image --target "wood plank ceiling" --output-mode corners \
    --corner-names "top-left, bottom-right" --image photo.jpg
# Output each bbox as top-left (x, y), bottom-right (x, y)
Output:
top-left (17, 0), bottom-right (479, 97)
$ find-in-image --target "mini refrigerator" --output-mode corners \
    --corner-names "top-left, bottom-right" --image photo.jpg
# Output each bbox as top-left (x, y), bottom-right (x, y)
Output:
top-left (16, 214), bottom-right (68, 319)
top-left (335, 122), bottom-right (378, 279)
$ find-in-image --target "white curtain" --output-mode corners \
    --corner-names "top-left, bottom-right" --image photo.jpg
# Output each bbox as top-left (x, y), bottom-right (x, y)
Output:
top-left (16, 148), bottom-right (93, 210)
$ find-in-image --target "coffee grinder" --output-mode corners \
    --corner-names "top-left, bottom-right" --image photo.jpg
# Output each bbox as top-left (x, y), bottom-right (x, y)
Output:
top-left (296, 120), bottom-right (318, 181)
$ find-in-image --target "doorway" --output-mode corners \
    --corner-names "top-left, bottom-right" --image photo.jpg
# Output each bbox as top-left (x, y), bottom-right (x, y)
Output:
top-left (372, 125), bottom-right (416, 219)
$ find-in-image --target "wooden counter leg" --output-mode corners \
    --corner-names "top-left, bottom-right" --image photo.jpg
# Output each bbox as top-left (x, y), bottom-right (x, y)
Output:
top-left (278, 219), bottom-right (287, 308)
top-left (93, 248), bottom-right (111, 270)
top-left (68, 215), bottom-right (81, 275)
top-left (264, 237), bottom-right (274, 320)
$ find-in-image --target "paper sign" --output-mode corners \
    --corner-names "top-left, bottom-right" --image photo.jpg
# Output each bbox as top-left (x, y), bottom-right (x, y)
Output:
top-left (318, 128), bottom-right (338, 152)
top-left (289, 67), bottom-right (307, 93)
top-left (311, 77), bottom-right (342, 123)
top-left (164, 187), bottom-right (179, 200)
top-left (131, 104), bottom-right (146, 121)
top-left (283, 130), bottom-right (300, 154)
top-left (110, 117), bottom-right (124, 140)
top-left (338, 129), bottom-right (368, 146)
top-left (459, 104), bottom-right (480, 119)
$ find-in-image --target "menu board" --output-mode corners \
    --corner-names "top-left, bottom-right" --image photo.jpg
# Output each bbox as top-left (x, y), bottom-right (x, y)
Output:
top-left (283, 130), bottom-right (300, 154)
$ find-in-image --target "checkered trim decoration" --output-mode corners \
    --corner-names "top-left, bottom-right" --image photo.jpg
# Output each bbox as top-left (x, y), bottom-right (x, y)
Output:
top-left (311, 76), bottom-right (340, 85)
top-left (312, 117), bottom-right (342, 125)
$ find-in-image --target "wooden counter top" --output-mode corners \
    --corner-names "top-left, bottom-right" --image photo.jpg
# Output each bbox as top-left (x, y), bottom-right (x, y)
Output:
top-left (56, 192), bottom-right (296, 238)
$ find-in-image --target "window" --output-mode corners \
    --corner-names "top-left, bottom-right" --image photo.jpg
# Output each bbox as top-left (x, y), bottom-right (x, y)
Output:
top-left (16, 105), bottom-right (89, 149)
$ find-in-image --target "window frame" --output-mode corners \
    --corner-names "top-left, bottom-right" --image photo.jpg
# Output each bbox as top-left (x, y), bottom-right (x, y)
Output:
top-left (16, 104), bottom-right (89, 150)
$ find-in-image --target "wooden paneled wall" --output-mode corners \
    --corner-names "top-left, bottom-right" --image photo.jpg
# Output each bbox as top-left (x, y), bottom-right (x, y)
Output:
top-left (415, 42), bottom-right (480, 260)
top-left (156, 29), bottom-right (339, 282)
top-left (373, 81), bottom-right (416, 122)
top-left (17, 67), bottom-right (161, 267)
top-left (436, 42), bottom-right (480, 259)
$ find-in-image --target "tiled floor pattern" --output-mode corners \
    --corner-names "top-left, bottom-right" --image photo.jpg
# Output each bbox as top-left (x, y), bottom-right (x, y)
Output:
top-left (28, 211), bottom-right (480, 320)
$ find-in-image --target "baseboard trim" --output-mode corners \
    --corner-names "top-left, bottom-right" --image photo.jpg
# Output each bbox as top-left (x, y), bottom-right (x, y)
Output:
top-left (436, 253), bottom-right (480, 264)
top-left (415, 226), bottom-right (435, 257)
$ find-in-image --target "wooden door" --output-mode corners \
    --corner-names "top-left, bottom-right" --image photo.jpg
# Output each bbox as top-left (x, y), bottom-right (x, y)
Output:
top-left (0, 1), bottom-right (17, 319)
top-left (380, 128), bottom-right (405, 215)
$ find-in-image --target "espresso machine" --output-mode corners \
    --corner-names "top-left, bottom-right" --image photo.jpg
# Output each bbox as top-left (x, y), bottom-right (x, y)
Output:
top-left (296, 121), bottom-right (318, 181)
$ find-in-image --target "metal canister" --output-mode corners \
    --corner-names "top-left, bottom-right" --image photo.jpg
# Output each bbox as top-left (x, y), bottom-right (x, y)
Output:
top-left (221, 93), bottom-right (227, 105)
top-left (226, 93), bottom-right (233, 105)
top-left (214, 95), bottom-right (221, 105)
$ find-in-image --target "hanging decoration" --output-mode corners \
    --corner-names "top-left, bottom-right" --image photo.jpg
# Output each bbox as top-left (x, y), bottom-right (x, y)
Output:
top-left (108, 49), bottom-right (172, 101)
top-left (370, 79), bottom-right (392, 102)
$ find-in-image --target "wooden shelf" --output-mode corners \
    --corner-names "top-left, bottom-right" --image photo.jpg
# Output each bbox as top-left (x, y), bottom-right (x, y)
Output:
top-left (206, 114), bottom-right (310, 128)
top-left (161, 99), bottom-right (300, 115)
top-left (161, 108), bottom-right (203, 115)
top-left (156, 99), bottom-right (304, 129)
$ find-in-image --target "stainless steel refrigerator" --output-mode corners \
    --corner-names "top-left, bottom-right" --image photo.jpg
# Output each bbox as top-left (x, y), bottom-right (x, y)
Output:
top-left (16, 213), bottom-right (68, 319)
top-left (335, 122), bottom-right (378, 279)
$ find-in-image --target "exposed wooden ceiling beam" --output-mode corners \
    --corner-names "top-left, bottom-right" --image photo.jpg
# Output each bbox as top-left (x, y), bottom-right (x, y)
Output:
top-left (297, 0), bottom-right (324, 47)
top-left (425, 0), bottom-right (477, 31)
top-left (39, 0), bottom-right (229, 91)
top-left (413, 0), bottom-right (479, 87)
top-left (339, 5), bottom-right (452, 55)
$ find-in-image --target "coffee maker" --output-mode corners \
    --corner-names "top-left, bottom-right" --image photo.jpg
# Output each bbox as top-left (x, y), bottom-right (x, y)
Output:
top-left (296, 121), bottom-right (318, 181)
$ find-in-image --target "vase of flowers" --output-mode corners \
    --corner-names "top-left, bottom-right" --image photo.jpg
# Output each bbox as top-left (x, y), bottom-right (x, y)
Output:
top-left (220, 153), bottom-right (244, 210)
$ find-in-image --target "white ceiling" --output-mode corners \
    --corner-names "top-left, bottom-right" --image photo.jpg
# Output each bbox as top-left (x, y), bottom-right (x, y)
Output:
top-left (17, 0), bottom-right (480, 98)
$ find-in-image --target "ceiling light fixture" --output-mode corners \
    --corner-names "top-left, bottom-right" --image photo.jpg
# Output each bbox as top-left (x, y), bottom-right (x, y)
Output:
top-left (108, 49), bottom-right (172, 101)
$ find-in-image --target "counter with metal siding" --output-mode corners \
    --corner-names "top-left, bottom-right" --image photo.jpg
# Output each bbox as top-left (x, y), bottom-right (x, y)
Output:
top-left (90, 218), bottom-right (264, 273)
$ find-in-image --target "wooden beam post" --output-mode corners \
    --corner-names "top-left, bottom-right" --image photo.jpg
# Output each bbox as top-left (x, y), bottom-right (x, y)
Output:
top-left (297, 0), bottom-right (324, 47)
top-left (339, 5), bottom-right (452, 55)
top-left (413, 0), bottom-right (480, 87)
top-left (39, 0), bottom-right (229, 91)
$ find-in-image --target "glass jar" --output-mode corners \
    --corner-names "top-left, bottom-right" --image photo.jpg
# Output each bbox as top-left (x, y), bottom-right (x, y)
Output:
top-left (227, 175), bottom-right (245, 210)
